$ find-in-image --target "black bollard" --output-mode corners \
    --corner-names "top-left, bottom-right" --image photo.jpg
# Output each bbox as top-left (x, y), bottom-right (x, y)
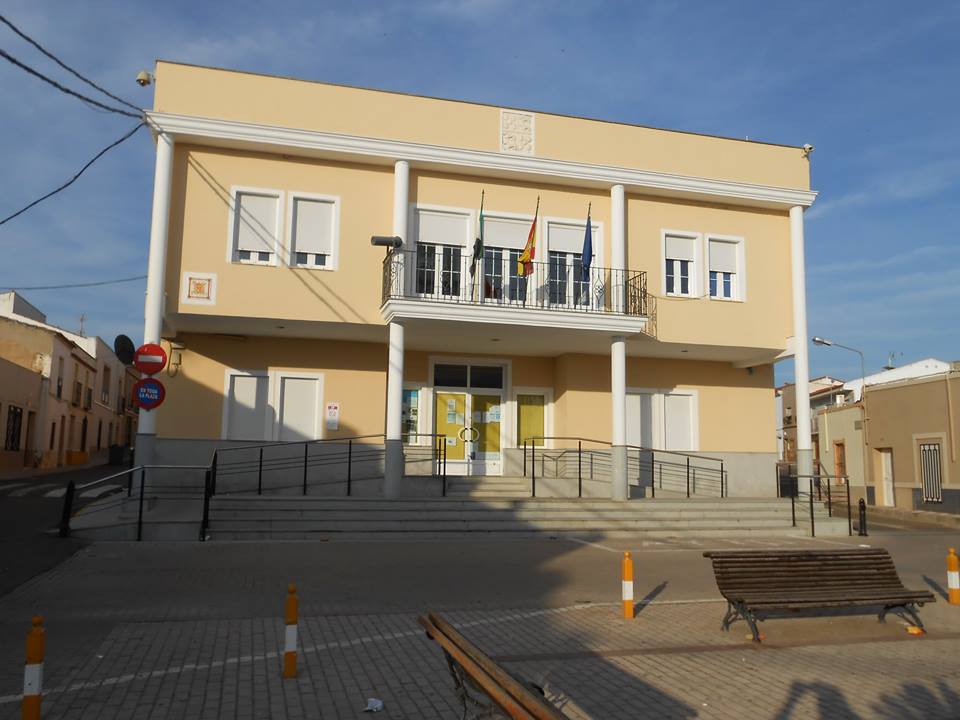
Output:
top-left (857, 498), bottom-right (868, 537)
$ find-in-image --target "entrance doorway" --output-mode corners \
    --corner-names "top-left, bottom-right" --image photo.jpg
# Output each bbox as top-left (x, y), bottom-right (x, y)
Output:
top-left (432, 362), bottom-right (505, 476)
top-left (877, 448), bottom-right (895, 507)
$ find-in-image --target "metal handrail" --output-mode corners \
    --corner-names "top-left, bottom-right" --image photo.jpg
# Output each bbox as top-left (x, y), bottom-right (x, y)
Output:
top-left (60, 463), bottom-right (210, 541)
top-left (524, 436), bottom-right (726, 498)
top-left (382, 248), bottom-right (648, 317)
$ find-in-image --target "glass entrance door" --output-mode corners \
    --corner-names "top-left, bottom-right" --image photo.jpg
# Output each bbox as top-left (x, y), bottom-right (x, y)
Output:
top-left (471, 393), bottom-right (502, 475)
top-left (435, 392), bottom-right (467, 463)
top-left (434, 389), bottom-right (503, 476)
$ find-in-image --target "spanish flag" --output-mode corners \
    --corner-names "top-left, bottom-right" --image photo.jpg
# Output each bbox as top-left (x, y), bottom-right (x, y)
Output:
top-left (517, 197), bottom-right (539, 277)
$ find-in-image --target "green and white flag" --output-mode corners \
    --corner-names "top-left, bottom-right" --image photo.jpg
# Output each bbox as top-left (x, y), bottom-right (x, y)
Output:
top-left (470, 190), bottom-right (484, 279)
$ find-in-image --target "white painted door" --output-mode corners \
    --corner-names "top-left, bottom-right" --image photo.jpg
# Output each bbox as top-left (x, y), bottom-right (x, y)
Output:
top-left (879, 448), bottom-right (895, 507)
top-left (626, 392), bottom-right (656, 448)
top-left (225, 374), bottom-right (269, 440)
top-left (663, 394), bottom-right (695, 451)
top-left (276, 375), bottom-right (322, 441)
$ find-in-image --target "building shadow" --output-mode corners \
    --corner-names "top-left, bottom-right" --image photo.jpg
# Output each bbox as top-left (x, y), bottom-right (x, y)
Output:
top-left (872, 680), bottom-right (960, 719)
top-left (775, 681), bottom-right (862, 719)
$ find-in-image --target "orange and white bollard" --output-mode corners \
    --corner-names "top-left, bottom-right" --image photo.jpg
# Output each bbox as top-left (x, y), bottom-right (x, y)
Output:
top-left (22, 615), bottom-right (45, 720)
top-left (621, 552), bottom-right (634, 619)
top-left (948, 549), bottom-right (960, 606)
top-left (283, 583), bottom-right (298, 678)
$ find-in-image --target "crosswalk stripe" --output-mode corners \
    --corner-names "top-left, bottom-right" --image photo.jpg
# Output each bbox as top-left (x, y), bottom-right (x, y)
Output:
top-left (0, 482), bottom-right (30, 494)
top-left (79, 484), bottom-right (122, 498)
top-left (44, 487), bottom-right (68, 498)
top-left (9, 484), bottom-right (58, 497)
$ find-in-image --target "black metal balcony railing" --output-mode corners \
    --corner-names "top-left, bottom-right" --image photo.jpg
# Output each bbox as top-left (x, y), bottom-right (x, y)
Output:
top-left (381, 247), bottom-right (647, 317)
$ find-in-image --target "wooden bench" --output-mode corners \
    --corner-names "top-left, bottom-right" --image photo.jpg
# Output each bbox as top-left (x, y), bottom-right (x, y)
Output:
top-left (418, 612), bottom-right (566, 719)
top-left (703, 548), bottom-right (935, 642)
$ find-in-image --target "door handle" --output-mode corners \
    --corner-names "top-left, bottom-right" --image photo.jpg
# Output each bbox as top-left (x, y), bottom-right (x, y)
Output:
top-left (457, 427), bottom-right (480, 442)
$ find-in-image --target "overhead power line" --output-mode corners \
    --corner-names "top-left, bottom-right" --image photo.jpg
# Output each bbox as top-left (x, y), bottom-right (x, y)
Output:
top-left (0, 46), bottom-right (141, 118)
top-left (0, 122), bottom-right (145, 226)
top-left (2, 275), bottom-right (147, 291)
top-left (0, 13), bottom-right (142, 113)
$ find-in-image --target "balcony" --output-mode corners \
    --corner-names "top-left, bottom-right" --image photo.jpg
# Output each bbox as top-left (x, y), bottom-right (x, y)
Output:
top-left (381, 249), bottom-right (647, 337)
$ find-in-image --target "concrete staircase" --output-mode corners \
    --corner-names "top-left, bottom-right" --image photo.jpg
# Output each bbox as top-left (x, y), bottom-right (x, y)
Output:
top-left (205, 496), bottom-right (850, 541)
top-left (444, 476), bottom-right (532, 498)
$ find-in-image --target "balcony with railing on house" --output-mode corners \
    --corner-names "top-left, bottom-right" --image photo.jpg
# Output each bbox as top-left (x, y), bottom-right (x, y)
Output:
top-left (381, 247), bottom-right (647, 321)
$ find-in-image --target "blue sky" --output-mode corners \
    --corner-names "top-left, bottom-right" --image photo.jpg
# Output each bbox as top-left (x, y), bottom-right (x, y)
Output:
top-left (1, 0), bottom-right (958, 383)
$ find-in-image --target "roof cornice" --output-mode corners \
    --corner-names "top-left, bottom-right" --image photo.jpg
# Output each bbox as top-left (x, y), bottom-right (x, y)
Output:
top-left (147, 111), bottom-right (817, 210)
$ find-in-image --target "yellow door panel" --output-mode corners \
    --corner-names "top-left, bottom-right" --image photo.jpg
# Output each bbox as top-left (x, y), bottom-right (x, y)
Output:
top-left (473, 394), bottom-right (501, 455)
top-left (435, 392), bottom-right (466, 461)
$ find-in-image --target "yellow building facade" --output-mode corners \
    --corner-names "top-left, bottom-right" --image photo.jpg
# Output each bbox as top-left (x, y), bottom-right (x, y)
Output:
top-left (138, 61), bottom-right (818, 498)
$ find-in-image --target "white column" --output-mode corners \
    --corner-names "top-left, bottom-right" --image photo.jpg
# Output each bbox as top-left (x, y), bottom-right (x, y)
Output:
top-left (393, 160), bottom-right (409, 241)
top-left (386, 322), bottom-right (405, 442)
top-left (611, 335), bottom-right (628, 500)
top-left (611, 184), bottom-right (625, 312)
top-left (790, 205), bottom-right (812, 478)
top-left (384, 160), bottom-right (410, 498)
top-left (135, 132), bottom-right (174, 466)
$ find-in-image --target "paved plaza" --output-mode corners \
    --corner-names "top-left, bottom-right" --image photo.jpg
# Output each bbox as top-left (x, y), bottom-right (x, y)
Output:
top-left (0, 527), bottom-right (959, 718)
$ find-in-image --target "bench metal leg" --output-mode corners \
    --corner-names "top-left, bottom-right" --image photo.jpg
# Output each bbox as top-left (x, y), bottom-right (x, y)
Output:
top-left (721, 601), bottom-right (763, 642)
top-left (721, 602), bottom-right (737, 632)
top-left (879, 603), bottom-right (925, 630)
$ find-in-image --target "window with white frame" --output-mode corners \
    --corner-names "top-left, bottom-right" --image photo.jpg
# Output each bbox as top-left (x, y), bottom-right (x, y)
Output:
top-left (480, 215), bottom-right (535, 303)
top-left (290, 195), bottom-right (338, 269)
top-left (413, 207), bottom-right (470, 299)
top-left (232, 190), bottom-right (280, 264)
top-left (664, 234), bottom-right (697, 297)
top-left (548, 219), bottom-right (599, 308)
top-left (708, 237), bottom-right (742, 300)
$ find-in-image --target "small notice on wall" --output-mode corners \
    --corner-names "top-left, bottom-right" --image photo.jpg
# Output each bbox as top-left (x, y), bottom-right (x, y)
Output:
top-left (325, 402), bottom-right (340, 431)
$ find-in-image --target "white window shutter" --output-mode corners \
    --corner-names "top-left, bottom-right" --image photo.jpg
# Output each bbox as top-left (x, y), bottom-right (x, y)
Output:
top-left (547, 222), bottom-right (591, 255)
top-left (416, 209), bottom-right (469, 246)
top-left (293, 198), bottom-right (334, 255)
top-left (236, 193), bottom-right (278, 254)
top-left (710, 240), bottom-right (738, 273)
top-left (665, 235), bottom-right (695, 261)
top-left (483, 216), bottom-right (531, 250)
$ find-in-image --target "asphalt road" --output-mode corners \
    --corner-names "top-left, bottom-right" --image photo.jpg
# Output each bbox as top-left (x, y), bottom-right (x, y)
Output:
top-left (0, 465), bottom-right (122, 599)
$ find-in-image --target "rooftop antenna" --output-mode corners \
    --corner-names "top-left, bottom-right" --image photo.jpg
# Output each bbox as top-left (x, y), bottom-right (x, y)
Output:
top-left (883, 351), bottom-right (902, 371)
top-left (79, 313), bottom-right (87, 337)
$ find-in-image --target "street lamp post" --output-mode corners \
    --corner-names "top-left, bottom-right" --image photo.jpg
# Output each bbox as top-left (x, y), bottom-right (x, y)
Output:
top-left (812, 337), bottom-right (869, 489)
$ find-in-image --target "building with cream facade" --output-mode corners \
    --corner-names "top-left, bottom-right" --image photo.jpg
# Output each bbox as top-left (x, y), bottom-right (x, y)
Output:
top-left (0, 292), bottom-right (139, 476)
top-left (136, 61), bottom-right (818, 498)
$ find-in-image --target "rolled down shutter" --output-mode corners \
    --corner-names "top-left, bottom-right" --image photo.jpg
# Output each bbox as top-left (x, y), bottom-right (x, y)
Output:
top-left (665, 235), bottom-right (695, 261)
top-left (235, 193), bottom-right (279, 254)
top-left (416, 209), bottom-right (469, 246)
top-left (710, 240), bottom-right (737, 273)
top-left (293, 198), bottom-right (335, 255)
top-left (484, 216), bottom-right (532, 250)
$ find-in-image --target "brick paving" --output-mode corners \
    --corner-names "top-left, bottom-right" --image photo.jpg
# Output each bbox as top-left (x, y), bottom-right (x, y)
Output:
top-left (2, 601), bottom-right (958, 718)
top-left (1, 534), bottom-right (959, 718)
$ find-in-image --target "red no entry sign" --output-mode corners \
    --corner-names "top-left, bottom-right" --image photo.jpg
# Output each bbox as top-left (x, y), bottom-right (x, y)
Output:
top-left (133, 377), bottom-right (166, 410)
top-left (134, 343), bottom-right (167, 375)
